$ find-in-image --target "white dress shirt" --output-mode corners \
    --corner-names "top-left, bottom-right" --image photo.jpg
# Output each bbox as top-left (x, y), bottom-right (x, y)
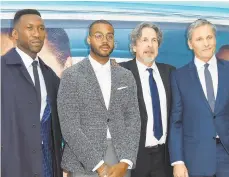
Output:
top-left (172, 55), bottom-right (218, 166)
top-left (136, 60), bottom-right (167, 147)
top-left (195, 55), bottom-right (218, 100)
top-left (16, 47), bottom-right (47, 120)
top-left (88, 55), bottom-right (132, 171)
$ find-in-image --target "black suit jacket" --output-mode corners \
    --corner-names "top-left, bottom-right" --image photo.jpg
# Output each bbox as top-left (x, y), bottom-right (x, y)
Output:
top-left (1, 48), bottom-right (63, 177)
top-left (120, 59), bottom-right (175, 177)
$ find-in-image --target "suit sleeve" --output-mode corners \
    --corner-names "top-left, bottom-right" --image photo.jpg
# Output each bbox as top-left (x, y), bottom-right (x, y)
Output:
top-left (168, 71), bottom-right (184, 163)
top-left (57, 70), bottom-right (102, 172)
top-left (118, 72), bottom-right (141, 169)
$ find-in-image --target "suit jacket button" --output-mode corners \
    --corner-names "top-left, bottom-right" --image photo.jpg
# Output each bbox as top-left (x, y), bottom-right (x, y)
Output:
top-left (213, 137), bottom-right (216, 140)
top-left (32, 124), bottom-right (36, 128)
top-left (107, 119), bottom-right (110, 122)
top-left (213, 116), bottom-right (216, 119)
top-left (29, 101), bottom-right (32, 104)
top-left (32, 149), bottom-right (36, 153)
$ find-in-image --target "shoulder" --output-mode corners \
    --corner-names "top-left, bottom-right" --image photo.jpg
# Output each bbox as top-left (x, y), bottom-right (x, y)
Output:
top-left (61, 58), bottom-right (89, 81)
top-left (171, 62), bottom-right (192, 80)
top-left (119, 59), bottom-right (135, 70)
top-left (115, 64), bottom-right (134, 77)
top-left (218, 59), bottom-right (229, 67)
top-left (156, 62), bottom-right (176, 71)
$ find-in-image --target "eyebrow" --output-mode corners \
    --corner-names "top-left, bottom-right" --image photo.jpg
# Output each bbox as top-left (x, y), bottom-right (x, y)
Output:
top-left (93, 31), bottom-right (114, 34)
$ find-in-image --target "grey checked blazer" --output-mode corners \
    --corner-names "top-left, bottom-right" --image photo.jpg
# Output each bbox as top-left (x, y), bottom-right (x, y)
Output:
top-left (57, 58), bottom-right (141, 174)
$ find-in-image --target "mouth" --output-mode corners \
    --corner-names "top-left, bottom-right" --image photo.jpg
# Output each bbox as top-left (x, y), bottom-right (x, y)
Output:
top-left (203, 48), bottom-right (211, 51)
top-left (31, 40), bottom-right (42, 46)
top-left (100, 45), bottom-right (110, 51)
top-left (144, 51), bottom-right (154, 54)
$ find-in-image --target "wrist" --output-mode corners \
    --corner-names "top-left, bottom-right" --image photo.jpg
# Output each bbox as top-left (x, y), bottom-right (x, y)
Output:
top-left (119, 162), bottom-right (129, 169)
top-left (97, 163), bottom-right (108, 174)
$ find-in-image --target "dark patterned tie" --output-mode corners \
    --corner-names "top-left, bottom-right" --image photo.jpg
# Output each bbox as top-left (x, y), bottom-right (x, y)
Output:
top-left (146, 68), bottom-right (163, 140)
top-left (41, 98), bottom-right (53, 177)
top-left (204, 63), bottom-right (215, 112)
top-left (32, 61), bottom-right (41, 108)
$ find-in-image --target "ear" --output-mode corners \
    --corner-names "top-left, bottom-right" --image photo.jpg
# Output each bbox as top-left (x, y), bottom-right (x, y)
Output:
top-left (87, 36), bottom-right (91, 45)
top-left (133, 45), bottom-right (137, 53)
top-left (188, 40), bottom-right (193, 50)
top-left (12, 29), bottom-right (18, 40)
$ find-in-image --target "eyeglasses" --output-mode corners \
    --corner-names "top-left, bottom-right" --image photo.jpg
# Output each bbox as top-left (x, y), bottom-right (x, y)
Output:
top-left (91, 32), bottom-right (114, 42)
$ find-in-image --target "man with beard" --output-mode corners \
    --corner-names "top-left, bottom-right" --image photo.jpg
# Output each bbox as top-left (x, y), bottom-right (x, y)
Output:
top-left (57, 20), bottom-right (141, 177)
top-left (120, 22), bottom-right (175, 177)
top-left (1, 9), bottom-right (63, 177)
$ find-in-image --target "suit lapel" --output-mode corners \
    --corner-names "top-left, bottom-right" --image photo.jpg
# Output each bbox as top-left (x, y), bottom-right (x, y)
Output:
top-left (156, 63), bottom-right (170, 116)
top-left (19, 64), bottom-right (34, 86)
top-left (39, 58), bottom-right (51, 101)
top-left (214, 59), bottom-right (226, 114)
top-left (127, 59), bottom-right (148, 119)
top-left (109, 62), bottom-right (118, 111)
top-left (6, 48), bottom-right (34, 86)
top-left (83, 59), bottom-right (107, 109)
top-left (188, 62), bottom-right (212, 113)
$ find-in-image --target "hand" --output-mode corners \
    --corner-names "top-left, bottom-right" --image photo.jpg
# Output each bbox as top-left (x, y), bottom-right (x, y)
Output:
top-left (173, 164), bottom-right (189, 177)
top-left (108, 162), bottom-right (128, 177)
top-left (97, 163), bottom-right (110, 177)
top-left (63, 170), bottom-right (69, 177)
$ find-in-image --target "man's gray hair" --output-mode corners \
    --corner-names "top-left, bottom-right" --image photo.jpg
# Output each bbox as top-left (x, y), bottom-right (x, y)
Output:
top-left (130, 22), bottom-right (163, 55)
top-left (187, 19), bottom-right (216, 40)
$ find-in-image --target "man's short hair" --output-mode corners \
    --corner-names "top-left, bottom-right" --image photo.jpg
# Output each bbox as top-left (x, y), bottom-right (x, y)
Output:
top-left (88, 20), bottom-right (113, 35)
top-left (130, 22), bottom-right (163, 55)
top-left (187, 19), bottom-right (216, 40)
top-left (13, 9), bottom-right (41, 27)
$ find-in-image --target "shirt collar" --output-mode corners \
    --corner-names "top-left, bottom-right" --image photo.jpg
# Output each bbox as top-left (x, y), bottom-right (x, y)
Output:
top-left (88, 54), bottom-right (111, 72)
top-left (136, 59), bottom-right (158, 74)
top-left (194, 55), bottom-right (217, 70)
top-left (16, 47), bottom-right (39, 69)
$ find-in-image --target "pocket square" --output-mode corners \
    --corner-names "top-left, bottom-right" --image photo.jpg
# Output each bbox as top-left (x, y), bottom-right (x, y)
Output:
top-left (117, 86), bottom-right (128, 90)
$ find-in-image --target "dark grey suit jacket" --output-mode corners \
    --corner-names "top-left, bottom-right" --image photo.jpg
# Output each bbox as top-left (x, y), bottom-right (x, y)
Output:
top-left (57, 58), bottom-right (141, 174)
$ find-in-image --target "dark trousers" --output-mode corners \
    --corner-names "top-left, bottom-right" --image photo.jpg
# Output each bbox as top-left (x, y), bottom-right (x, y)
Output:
top-left (131, 144), bottom-right (167, 177)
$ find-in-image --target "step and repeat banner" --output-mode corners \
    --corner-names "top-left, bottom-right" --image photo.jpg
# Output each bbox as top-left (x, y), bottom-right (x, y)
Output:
top-left (1, 1), bottom-right (229, 76)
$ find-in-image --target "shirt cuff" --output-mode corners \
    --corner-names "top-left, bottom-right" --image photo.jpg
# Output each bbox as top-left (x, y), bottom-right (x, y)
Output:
top-left (120, 159), bottom-right (133, 169)
top-left (92, 160), bottom-right (104, 172)
top-left (171, 161), bottom-right (184, 166)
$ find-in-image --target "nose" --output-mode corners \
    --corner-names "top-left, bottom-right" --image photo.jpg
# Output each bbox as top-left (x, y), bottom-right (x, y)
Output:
top-left (101, 36), bottom-right (108, 43)
top-left (147, 40), bottom-right (153, 47)
top-left (32, 28), bottom-right (40, 37)
top-left (203, 38), bottom-right (210, 47)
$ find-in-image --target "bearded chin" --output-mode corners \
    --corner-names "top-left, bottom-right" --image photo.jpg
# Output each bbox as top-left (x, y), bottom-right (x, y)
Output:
top-left (143, 57), bottom-right (155, 64)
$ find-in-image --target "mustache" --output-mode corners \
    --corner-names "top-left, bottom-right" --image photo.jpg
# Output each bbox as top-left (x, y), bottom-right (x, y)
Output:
top-left (100, 44), bottom-right (110, 48)
top-left (144, 50), bottom-right (154, 53)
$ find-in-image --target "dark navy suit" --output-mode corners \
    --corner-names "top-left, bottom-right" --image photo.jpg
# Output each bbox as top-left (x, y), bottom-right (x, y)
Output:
top-left (169, 58), bottom-right (229, 176)
top-left (1, 48), bottom-right (63, 177)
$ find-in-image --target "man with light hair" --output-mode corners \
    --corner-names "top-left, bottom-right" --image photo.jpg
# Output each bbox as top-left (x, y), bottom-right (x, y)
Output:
top-left (169, 19), bottom-right (229, 177)
top-left (120, 22), bottom-right (175, 177)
